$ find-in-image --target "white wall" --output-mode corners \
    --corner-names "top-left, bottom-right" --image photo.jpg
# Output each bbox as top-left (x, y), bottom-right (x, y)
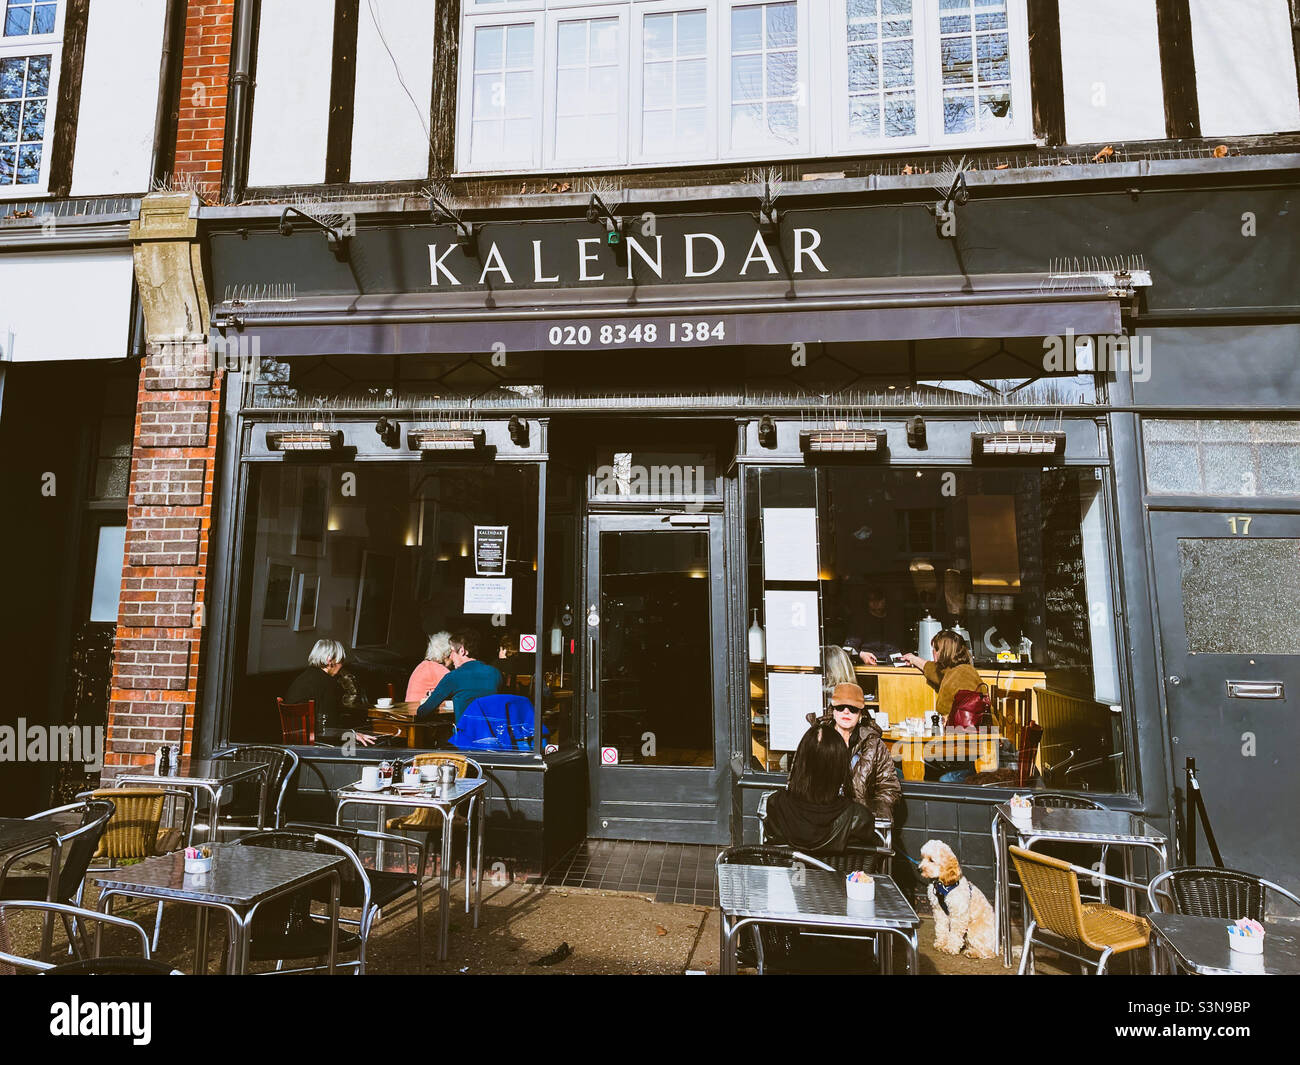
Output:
top-left (71, 0), bottom-right (167, 195)
top-left (1189, 0), bottom-right (1300, 137)
top-left (0, 249), bottom-right (134, 361)
top-left (246, 0), bottom-right (335, 187)
top-left (1058, 0), bottom-right (1166, 145)
top-left (350, 0), bottom-right (436, 182)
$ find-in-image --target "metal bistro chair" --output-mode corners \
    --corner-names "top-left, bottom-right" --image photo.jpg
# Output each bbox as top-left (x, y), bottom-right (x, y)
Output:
top-left (288, 822), bottom-right (427, 970)
top-left (76, 787), bottom-right (197, 949)
top-left (1008, 845), bottom-right (1150, 975)
top-left (716, 845), bottom-right (838, 975)
top-left (0, 800), bottom-right (115, 961)
top-left (385, 752), bottom-right (483, 908)
top-left (1148, 866), bottom-right (1300, 922)
top-left (756, 789), bottom-right (894, 877)
top-left (196, 746), bottom-right (300, 841)
top-left (0, 901), bottom-right (180, 974)
top-left (233, 827), bottom-right (424, 974)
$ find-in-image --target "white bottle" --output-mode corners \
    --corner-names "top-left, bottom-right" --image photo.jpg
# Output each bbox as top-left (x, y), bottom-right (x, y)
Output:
top-left (748, 609), bottom-right (765, 663)
top-left (916, 614), bottom-right (942, 659)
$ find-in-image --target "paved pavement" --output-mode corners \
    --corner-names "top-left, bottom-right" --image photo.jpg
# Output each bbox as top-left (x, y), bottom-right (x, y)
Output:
top-left (4, 877), bottom-right (1087, 974)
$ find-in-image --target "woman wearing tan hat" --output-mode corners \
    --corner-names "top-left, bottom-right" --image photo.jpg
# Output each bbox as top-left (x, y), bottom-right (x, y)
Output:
top-left (828, 681), bottom-right (900, 821)
top-left (765, 720), bottom-right (878, 853)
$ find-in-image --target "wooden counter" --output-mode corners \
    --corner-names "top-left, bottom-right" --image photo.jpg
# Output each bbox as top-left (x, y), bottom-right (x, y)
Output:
top-left (854, 665), bottom-right (1045, 726)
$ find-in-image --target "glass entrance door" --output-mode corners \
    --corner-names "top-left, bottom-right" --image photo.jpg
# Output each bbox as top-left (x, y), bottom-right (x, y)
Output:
top-left (584, 513), bottom-right (730, 842)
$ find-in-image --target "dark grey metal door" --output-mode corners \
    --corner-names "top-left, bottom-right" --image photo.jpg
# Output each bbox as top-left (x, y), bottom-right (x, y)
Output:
top-left (583, 513), bottom-right (730, 842)
top-left (1150, 510), bottom-right (1300, 893)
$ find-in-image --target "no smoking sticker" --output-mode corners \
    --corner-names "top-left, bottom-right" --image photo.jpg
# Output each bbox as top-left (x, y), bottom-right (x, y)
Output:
top-left (519, 633), bottom-right (537, 653)
top-left (600, 747), bottom-right (619, 765)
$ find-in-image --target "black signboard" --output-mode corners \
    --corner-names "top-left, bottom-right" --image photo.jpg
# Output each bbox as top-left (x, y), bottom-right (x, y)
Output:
top-left (474, 525), bottom-right (507, 577)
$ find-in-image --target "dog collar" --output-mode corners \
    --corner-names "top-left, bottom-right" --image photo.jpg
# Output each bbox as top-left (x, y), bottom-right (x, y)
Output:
top-left (930, 879), bottom-right (968, 916)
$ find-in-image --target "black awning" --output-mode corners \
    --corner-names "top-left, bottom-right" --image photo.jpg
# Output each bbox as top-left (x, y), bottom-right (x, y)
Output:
top-left (213, 277), bottom-right (1125, 357)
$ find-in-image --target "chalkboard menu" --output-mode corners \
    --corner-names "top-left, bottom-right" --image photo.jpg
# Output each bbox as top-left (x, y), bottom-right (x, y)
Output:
top-left (1040, 470), bottom-right (1092, 674)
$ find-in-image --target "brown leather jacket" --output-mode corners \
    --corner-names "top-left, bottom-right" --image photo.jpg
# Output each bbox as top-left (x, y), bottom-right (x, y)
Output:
top-left (847, 719), bottom-right (901, 821)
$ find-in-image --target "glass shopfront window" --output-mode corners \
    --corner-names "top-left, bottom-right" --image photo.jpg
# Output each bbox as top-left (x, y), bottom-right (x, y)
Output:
top-left (745, 463), bottom-right (1127, 793)
top-left (229, 461), bottom-right (543, 753)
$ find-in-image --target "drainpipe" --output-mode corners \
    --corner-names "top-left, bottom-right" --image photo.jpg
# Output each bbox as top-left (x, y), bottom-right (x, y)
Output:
top-left (148, 0), bottom-right (188, 187)
top-left (222, 0), bottom-right (260, 205)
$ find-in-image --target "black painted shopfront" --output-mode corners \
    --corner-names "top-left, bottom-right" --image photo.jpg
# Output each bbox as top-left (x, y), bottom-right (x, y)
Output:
top-left (197, 174), bottom-right (1300, 896)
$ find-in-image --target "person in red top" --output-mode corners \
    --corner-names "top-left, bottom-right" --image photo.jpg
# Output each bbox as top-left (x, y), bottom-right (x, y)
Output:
top-left (406, 631), bottom-right (452, 703)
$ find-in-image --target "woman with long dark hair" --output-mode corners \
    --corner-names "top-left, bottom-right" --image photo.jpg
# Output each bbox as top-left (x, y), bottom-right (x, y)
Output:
top-left (765, 719), bottom-right (877, 853)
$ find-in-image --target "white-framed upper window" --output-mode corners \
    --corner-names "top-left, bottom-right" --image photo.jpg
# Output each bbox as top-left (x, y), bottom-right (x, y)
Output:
top-left (466, 20), bottom-right (540, 170)
top-left (935, 0), bottom-right (1016, 138)
top-left (456, 0), bottom-right (1031, 173)
top-left (0, 0), bottom-right (63, 195)
top-left (545, 8), bottom-right (625, 167)
top-left (634, 4), bottom-right (712, 162)
top-left (724, 1), bottom-right (807, 156)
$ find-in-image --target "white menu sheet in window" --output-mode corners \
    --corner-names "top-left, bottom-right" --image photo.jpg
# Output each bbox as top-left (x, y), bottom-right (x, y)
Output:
top-left (767, 671), bottom-right (822, 753)
top-left (762, 508), bottom-right (819, 582)
top-left (763, 589), bottom-right (821, 667)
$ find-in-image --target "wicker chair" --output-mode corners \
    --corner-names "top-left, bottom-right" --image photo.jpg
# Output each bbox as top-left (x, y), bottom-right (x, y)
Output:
top-left (1148, 867), bottom-right (1300, 922)
top-left (77, 787), bottom-right (197, 948)
top-left (1008, 845), bottom-right (1150, 974)
top-left (0, 901), bottom-right (177, 974)
top-left (384, 753), bottom-right (482, 910)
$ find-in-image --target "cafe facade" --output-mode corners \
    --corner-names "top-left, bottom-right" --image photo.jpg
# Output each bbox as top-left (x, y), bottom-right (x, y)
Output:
top-left (82, 0), bottom-right (1300, 898)
top-left (154, 157), bottom-right (1296, 895)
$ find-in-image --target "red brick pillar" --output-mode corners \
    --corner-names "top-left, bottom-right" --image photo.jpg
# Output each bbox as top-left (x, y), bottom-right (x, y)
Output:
top-left (105, 194), bottom-right (221, 776)
top-left (173, 0), bottom-right (236, 194)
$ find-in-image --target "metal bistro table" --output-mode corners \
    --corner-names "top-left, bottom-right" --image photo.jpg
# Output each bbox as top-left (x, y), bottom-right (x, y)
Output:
top-left (118, 758), bottom-right (272, 842)
top-left (336, 777), bottom-right (487, 961)
top-left (90, 844), bottom-right (345, 974)
top-left (992, 804), bottom-right (1169, 966)
top-left (717, 864), bottom-right (920, 975)
top-left (1149, 912), bottom-right (1300, 975)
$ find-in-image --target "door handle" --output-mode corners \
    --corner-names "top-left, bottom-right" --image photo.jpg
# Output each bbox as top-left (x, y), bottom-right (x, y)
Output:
top-left (588, 637), bottom-right (596, 691)
top-left (1226, 680), bottom-right (1284, 700)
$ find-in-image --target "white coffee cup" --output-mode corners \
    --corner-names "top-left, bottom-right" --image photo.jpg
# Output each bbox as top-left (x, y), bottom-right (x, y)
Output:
top-left (376, 697), bottom-right (394, 709)
top-left (360, 765), bottom-right (380, 789)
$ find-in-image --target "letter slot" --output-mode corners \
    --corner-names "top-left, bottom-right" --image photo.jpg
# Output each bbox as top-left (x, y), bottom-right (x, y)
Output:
top-left (1225, 680), bottom-right (1284, 700)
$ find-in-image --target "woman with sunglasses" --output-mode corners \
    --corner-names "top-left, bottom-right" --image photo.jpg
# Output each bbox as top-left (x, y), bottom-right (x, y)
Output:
top-left (828, 682), bottom-right (900, 821)
top-left (765, 719), bottom-right (878, 854)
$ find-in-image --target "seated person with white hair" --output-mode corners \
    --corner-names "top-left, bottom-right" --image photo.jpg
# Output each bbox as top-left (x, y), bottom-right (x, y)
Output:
top-left (406, 631), bottom-right (452, 704)
top-left (285, 638), bottom-right (376, 746)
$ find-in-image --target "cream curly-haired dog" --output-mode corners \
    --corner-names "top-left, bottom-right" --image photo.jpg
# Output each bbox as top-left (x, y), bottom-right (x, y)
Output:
top-left (917, 839), bottom-right (996, 959)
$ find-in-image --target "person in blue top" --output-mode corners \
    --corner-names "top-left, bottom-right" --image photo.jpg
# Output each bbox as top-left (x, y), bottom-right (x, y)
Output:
top-left (414, 629), bottom-right (503, 723)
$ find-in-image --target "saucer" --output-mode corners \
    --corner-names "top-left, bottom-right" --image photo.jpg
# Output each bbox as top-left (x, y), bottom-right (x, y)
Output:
top-left (353, 780), bottom-right (387, 792)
